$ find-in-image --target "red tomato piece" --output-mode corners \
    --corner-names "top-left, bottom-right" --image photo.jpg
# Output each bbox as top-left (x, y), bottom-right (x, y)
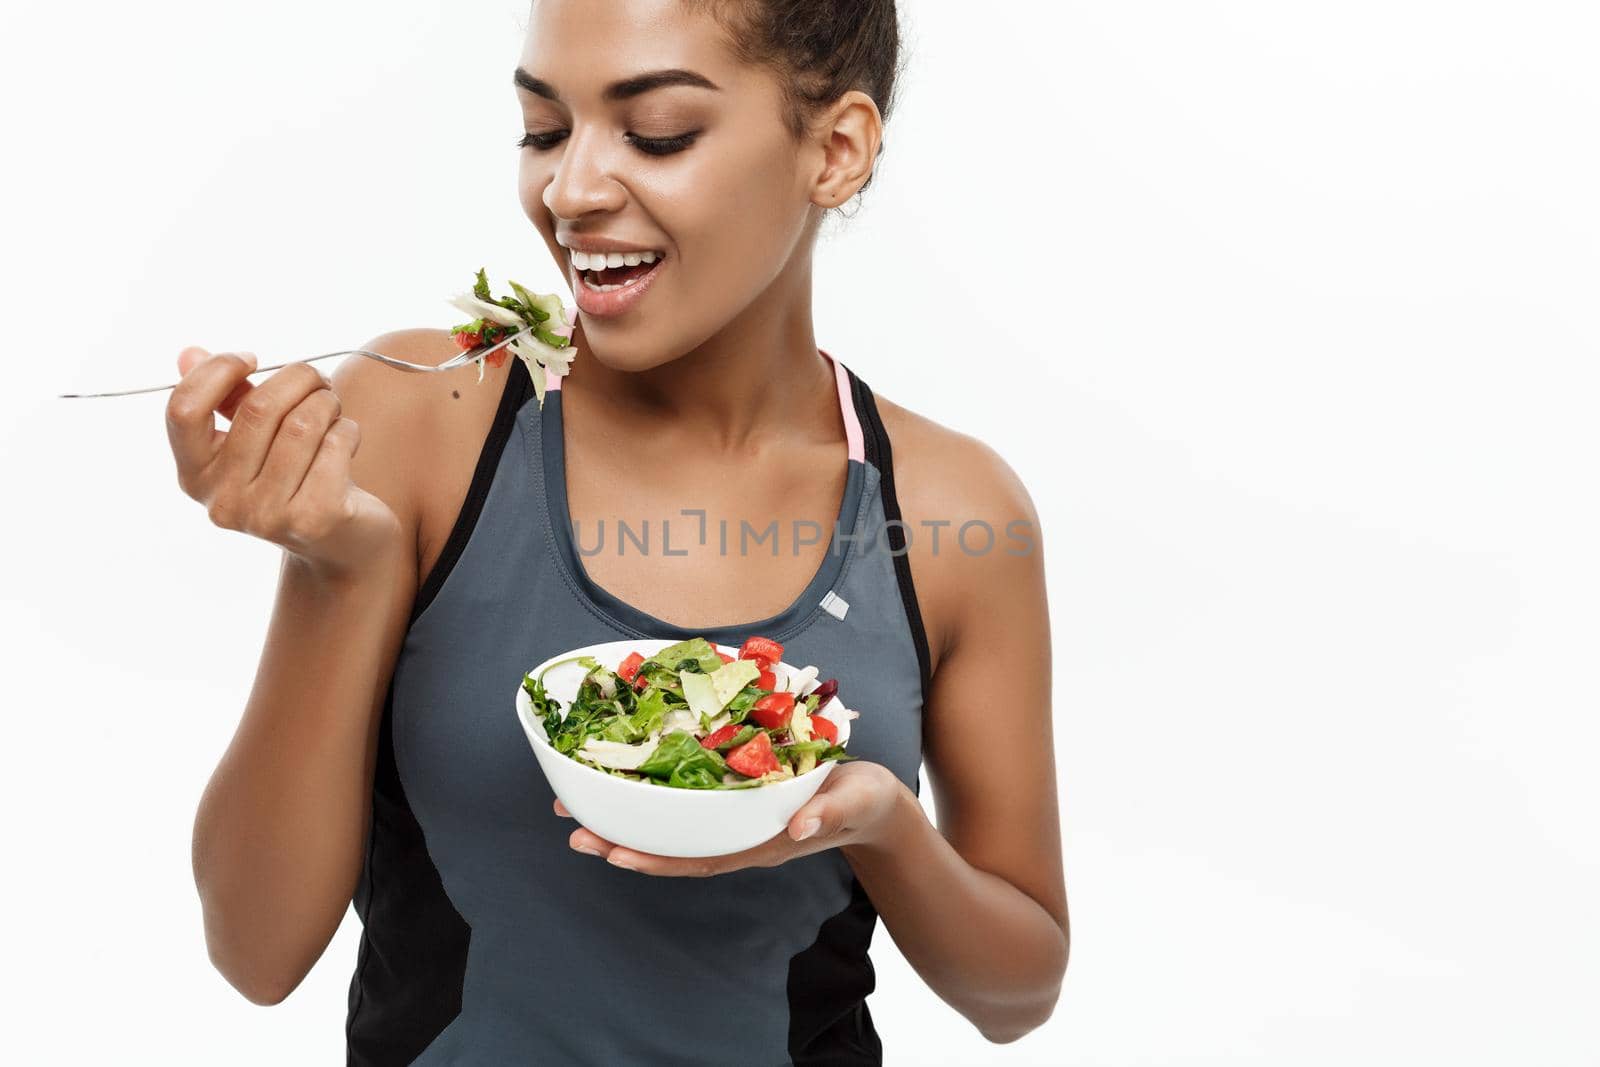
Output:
top-left (738, 636), bottom-right (784, 667)
top-left (756, 668), bottom-right (776, 692)
top-left (810, 714), bottom-right (838, 744)
top-left (725, 731), bottom-right (781, 777)
top-left (749, 692), bottom-right (795, 730)
top-left (484, 348), bottom-right (509, 368)
top-left (452, 328), bottom-right (481, 352)
top-left (716, 650), bottom-right (735, 664)
top-left (617, 651), bottom-right (645, 683)
top-left (700, 723), bottom-right (741, 750)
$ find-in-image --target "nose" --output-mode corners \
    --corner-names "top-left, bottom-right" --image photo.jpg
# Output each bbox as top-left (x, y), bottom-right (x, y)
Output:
top-left (541, 126), bottom-right (627, 221)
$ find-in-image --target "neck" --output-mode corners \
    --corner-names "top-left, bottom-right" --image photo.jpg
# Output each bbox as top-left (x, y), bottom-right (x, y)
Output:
top-left (562, 255), bottom-right (836, 446)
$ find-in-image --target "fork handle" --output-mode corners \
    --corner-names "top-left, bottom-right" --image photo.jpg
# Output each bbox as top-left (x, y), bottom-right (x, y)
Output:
top-left (57, 350), bottom-right (354, 399)
top-left (57, 327), bottom-right (526, 400)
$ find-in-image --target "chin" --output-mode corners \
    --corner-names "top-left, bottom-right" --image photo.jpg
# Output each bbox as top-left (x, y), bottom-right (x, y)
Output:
top-left (575, 326), bottom-right (690, 375)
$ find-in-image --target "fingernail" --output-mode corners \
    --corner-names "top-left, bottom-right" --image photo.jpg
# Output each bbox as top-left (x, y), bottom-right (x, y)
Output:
top-left (795, 817), bottom-right (821, 841)
top-left (607, 855), bottom-right (636, 870)
top-left (572, 845), bottom-right (601, 857)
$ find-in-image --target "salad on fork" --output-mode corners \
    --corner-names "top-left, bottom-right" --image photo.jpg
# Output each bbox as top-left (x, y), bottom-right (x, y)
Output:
top-left (448, 268), bottom-right (577, 406)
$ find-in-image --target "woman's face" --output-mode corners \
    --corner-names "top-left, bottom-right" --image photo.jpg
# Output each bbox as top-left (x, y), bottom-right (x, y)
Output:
top-left (516, 0), bottom-right (819, 371)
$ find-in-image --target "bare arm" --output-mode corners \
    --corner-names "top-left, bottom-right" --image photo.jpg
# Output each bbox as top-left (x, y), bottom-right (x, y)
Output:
top-left (171, 337), bottom-right (436, 1004)
top-left (191, 553), bottom-right (413, 1004)
top-left (838, 415), bottom-right (1068, 1043)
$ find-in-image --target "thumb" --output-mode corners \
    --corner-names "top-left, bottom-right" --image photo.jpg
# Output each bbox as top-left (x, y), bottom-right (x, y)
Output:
top-left (177, 346), bottom-right (210, 376)
top-left (788, 796), bottom-right (845, 843)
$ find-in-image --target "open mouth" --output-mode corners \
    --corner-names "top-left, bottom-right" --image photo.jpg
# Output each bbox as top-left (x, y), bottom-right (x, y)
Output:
top-left (571, 250), bottom-right (664, 292)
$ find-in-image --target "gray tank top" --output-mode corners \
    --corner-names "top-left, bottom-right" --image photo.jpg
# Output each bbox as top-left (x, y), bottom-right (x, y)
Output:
top-left (346, 351), bottom-right (930, 1065)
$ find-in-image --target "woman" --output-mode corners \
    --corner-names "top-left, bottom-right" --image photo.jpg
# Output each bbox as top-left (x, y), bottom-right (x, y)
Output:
top-left (170, 1), bottom-right (1068, 1063)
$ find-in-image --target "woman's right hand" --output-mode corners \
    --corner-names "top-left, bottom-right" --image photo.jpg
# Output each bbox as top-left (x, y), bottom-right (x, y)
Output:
top-left (166, 347), bottom-right (403, 579)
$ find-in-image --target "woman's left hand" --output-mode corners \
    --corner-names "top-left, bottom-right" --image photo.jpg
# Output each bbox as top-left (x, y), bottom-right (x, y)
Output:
top-left (558, 760), bottom-right (908, 876)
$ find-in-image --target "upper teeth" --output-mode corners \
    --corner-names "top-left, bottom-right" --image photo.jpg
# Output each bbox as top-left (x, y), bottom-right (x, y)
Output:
top-left (571, 249), bottom-right (659, 271)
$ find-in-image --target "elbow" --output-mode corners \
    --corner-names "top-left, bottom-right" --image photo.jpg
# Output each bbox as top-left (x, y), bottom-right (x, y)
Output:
top-left (207, 937), bottom-right (308, 1006)
top-left (977, 985), bottom-right (1063, 1045)
top-left (193, 837), bottom-right (317, 1006)
top-left (977, 926), bottom-right (1069, 1044)
top-left (197, 885), bottom-right (312, 1007)
top-left (233, 974), bottom-right (299, 1008)
top-left (978, 987), bottom-right (1063, 1045)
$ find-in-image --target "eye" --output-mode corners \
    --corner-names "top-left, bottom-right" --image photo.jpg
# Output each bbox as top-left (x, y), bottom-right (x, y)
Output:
top-left (518, 130), bottom-right (568, 150)
top-left (625, 131), bottom-right (699, 156)
top-left (516, 129), bottom-right (700, 155)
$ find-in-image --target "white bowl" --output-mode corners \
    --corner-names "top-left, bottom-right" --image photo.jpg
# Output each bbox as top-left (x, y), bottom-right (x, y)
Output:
top-left (514, 639), bottom-right (853, 858)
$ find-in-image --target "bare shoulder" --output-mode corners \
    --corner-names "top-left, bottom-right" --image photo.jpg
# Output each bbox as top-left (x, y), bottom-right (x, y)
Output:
top-left (328, 327), bottom-right (517, 576)
top-left (328, 327), bottom-right (502, 426)
top-left (872, 392), bottom-right (1039, 538)
top-left (871, 393), bottom-right (1044, 667)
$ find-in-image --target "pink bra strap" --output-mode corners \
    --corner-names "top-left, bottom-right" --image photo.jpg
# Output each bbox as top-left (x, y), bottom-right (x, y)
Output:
top-left (820, 348), bottom-right (865, 463)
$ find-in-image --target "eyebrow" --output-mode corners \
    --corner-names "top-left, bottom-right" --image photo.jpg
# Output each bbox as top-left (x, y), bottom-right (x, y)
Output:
top-left (513, 67), bottom-right (721, 103)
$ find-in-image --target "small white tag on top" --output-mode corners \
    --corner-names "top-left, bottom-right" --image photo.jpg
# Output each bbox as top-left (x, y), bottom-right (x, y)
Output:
top-left (820, 590), bottom-right (850, 620)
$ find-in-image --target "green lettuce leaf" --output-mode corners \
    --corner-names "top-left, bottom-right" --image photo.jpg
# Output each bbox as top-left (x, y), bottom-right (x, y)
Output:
top-left (667, 745), bottom-right (727, 789)
top-left (649, 637), bottom-right (722, 674)
top-left (636, 729), bottom-right (703, 780)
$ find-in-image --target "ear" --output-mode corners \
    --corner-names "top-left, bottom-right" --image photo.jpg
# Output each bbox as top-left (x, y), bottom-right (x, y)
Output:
top-left (810, 90), bottom-right (884, 209)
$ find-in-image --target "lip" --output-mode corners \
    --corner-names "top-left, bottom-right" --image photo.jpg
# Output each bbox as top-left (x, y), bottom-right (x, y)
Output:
top-left (571, 254), bottom-right (665, 319)
top-left (557, 234), bottom-right (666, 255)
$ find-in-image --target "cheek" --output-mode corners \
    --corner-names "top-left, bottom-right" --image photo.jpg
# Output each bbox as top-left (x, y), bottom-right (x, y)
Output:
top-left (517, 153), bottom-right (544, 223)
top-left (518, 156), bottom-right (566, 274)
top-left (663, 135), bottom-right (807, 294)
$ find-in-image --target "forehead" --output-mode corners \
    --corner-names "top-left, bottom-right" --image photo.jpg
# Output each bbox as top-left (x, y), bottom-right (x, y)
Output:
top-left (521, 0), bottom-right (737, 86)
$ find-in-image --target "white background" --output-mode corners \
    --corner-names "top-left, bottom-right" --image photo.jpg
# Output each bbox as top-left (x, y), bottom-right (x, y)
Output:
top-left (3, 2), bottom-right (1596, 1064)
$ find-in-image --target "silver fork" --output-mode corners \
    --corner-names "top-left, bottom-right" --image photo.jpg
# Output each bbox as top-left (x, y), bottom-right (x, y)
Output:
top-left (57, 327), bottom-right (533, 399)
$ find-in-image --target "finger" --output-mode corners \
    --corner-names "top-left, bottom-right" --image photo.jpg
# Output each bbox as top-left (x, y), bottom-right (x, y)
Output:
top-left (218, 377), bottom-right (256, 422)
top-left (166, 349), bottom-right (258, 477)
top-left (569, 827), bottom-right (615, 857)
top-left (553, 798), bottom-right (572, 818)
top-left (595, 843), bottom-right (739, 878)
top-left (788, 794), bottom-right (845, 843)
top-left (564, 828), bottom-right (713, 877)
top-left (292, 416), bottom-right (360, 515)
top-left (177, 346), bottom-right (208, 376)
top-left (253, 387), bottom-right (342, 505)
top-left (598, 832), bottom-right (795, 877)
top-left (218, 362), bottom-right (329, 484)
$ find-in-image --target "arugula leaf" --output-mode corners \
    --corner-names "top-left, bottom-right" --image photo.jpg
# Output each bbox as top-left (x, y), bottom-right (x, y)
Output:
top-left (522, 671), bottom-right (567, 745)
top-left (721, 686), bottom-right (762, 726)
top-left (637, 662), bottom-right (683, 694)
top-left (773, 739), bottom-right (830, 763)
top-left (714, 724), bottom-right (757, 752)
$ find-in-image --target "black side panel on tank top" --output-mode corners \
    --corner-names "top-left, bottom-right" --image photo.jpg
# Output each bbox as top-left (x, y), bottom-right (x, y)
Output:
top-left (787, 877), bottom-right (886, 1065)
top-left (847, 366), bottom-right (932, 774)
top-left (346, 365), bottom-right (530, 1065)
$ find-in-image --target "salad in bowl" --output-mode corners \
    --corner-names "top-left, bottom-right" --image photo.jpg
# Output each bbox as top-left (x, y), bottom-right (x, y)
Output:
top-left (514, 636), bottom-right (860, 857)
